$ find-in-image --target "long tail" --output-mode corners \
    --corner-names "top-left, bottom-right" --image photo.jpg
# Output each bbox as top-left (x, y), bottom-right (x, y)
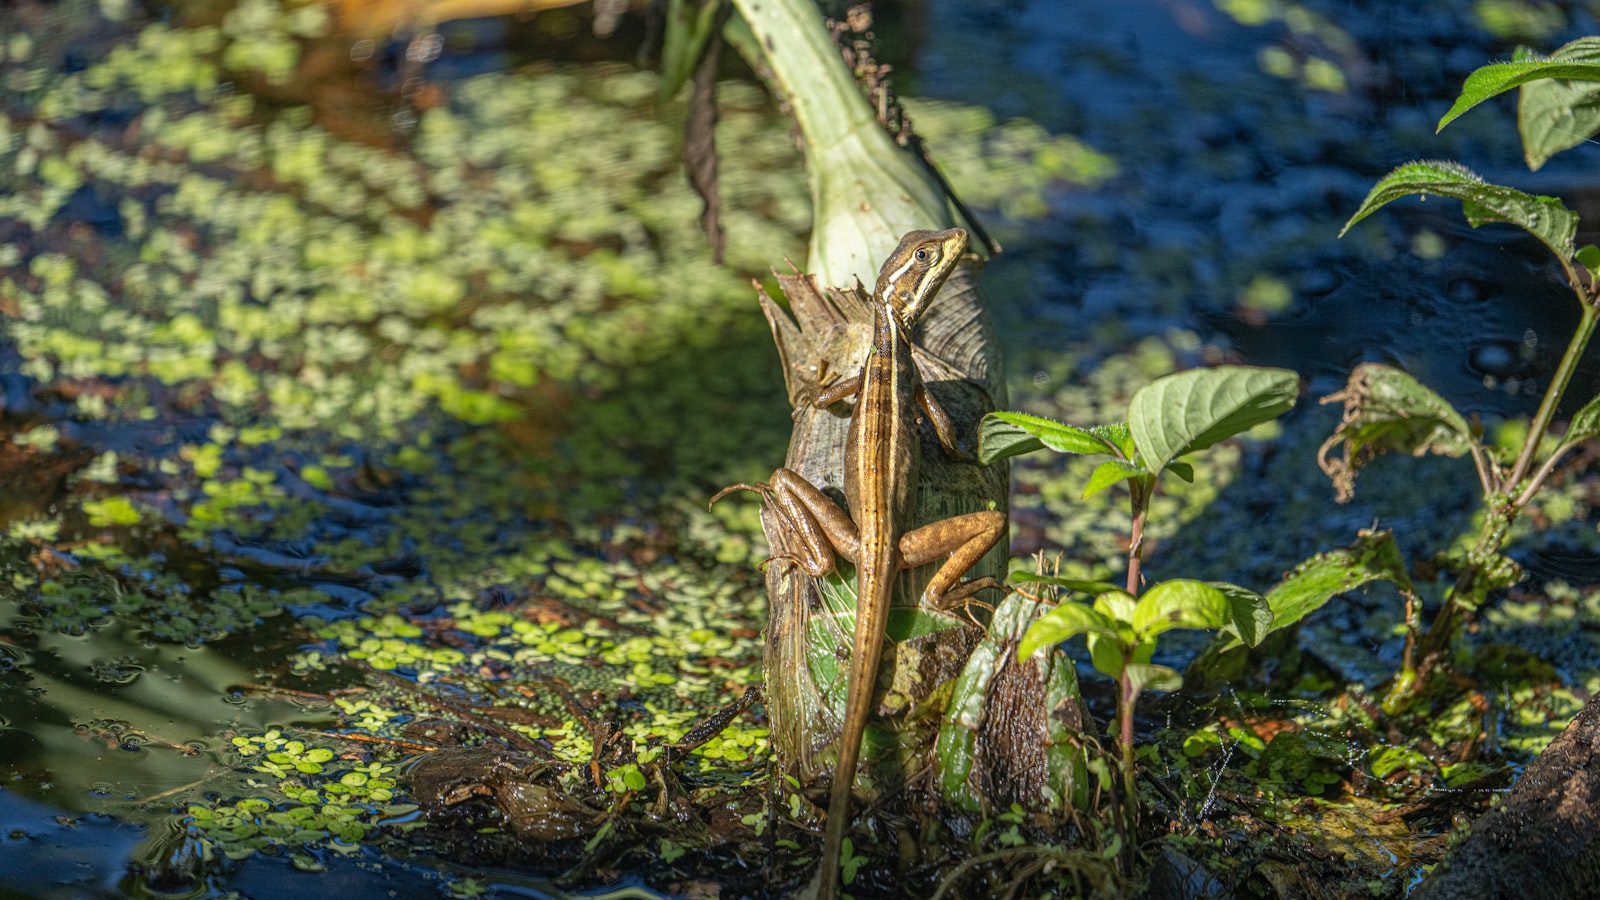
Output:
top-left (818, 566), bottom-right (893, 898)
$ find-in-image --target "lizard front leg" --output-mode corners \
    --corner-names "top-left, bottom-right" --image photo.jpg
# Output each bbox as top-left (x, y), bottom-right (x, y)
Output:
top-left (898, 510), bottom-right (1008, 608)
top-left (712, 468), bottom-right (861, 578)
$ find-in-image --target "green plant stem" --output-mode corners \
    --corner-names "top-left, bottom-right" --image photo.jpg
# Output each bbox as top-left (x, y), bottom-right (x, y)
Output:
top-left (1400, 301), bottom-right (1598, 702)
top-left (1508, 302), bottom-right (1597, 486)
top-left (1125, 481), bottom-right (1149, 596)
top-left (1116, 671), bottom-right (1138, 838)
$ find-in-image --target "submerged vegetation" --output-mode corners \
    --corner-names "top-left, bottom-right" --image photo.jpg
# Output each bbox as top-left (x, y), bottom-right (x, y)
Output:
top-left (0, 0), bottom-right (1596, 897)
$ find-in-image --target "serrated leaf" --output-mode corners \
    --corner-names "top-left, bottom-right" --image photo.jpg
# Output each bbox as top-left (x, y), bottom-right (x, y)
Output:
top-left (1016, 602), bottom-right (1117, 661)
top-left (1317, 363), bottom-right (1475, 502)
top-left (1340, 160), bottom-right (1577, 264)
top-left (1124, 663), bottom-right (1183, 694)
top-left (1082, 459), bottom-right (1145, 499)
top-left (1440, 40), bottom-right (1600, 133)
top-left (1266, 530), bottom-right (1412, 633)
top-left (978, 412), bottom-right (1120, 465)
top-left (1128, 366), bottom-right (1299, 474)
top-left (1008, 571), bottom-right (1120, 596)
top-left (1131, 579), bottom-right (1228, 637)
top-left (1516, 40), bottom-right (1600, 170)
top-left (1209, 582), bottom-right (1271, 648)
top-left (1568, 393), bottom-right (1600, 444)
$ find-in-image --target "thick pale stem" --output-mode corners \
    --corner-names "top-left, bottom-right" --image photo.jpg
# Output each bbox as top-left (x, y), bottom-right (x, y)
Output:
top-left (727, 0), bottom-right (964, 287)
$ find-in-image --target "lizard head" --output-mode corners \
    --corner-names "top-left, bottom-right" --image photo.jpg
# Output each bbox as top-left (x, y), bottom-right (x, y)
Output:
top-left (874, 227), bottom-right (968, 328)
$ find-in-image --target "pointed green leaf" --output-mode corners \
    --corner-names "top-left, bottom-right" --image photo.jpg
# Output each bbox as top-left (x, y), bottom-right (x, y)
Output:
top-left (1209, 582), bottom-right (1271, 648)
top-left (1082, 459), bottom-right (1146, 499)
top-left (1016, 602), bottom-right (1117, 661)
top-left (1087, 633), bottom-right (1124, 679)
top-left (1131, 579), bottom-right (1228, 637)
top-left (1567, 393), bottom-right (1600, 444)
top-left (660, 0), bottom-right (726, 101)
top-left (1124, 663), bottom-right (1183, 694)
top-left (1266, 530), bottom-right (1412, 632)
top-left (1578, 245), bottom-right (1600, 276)
top-left (1339, 161), bottom-right (1577, 265)
top-left (1318, 363), bottom-right (1475, 502)
top-left (1516, 40), bottom-right (1600, 170)
top-left (1439, 40), bottom-right (1600, 132)
top-left (1128, 366), bottom-right (1299, 474)
top-left (1008, 571), bottom-right (1119, 596)
top-left (1092, 589), bottom-right (1137, 624)
top-left (1166, 461), bottom-right (1195, 483)
top-left (1097, 422), bottom-right (1135, 457)
top-left (978, 412), bottom-right (1120, 465)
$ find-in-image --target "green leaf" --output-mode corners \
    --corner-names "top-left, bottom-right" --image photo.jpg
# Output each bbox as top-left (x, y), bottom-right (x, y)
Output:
top-left (885, 607), bottom-right (970, 642)
top-left (1082, 459), bottom-right (1146, 499)
top-left (977, 412), bottom-right (1120, 465)
top-left (1439, 42), bottom-right (1600, 133)
top-left (1567, 393), bottom-right (1600, 445)
top-left (660, 0), bottom-right (725, 101)
top-left (1016, 602), bottom-right (1117, 661)
top-left (1166, 461), bottom-right (1195, 483)
top-left (1087, 633), bottom-right (1124, 679)
top-left (1210, 582), bottom-right (1272, 648)
top-left (1092, 590), bottom-right (1137, 624)
top-left (1131, 579), bottom-right (1228, 637)
top-left (818, 571), bottom-right (968, 642)
top-left (1128, 366), bottom-right (1299, 474)
top-left (1008, 571), bottom-right (1119, 596)
top-left (1266, 530), bottom-right (1412, 633)
top-left (1317, 363), bottom-right (1475, 502)
top-left (1339, 160), bottom-right (1577, 265)
top-left (1578, 245), bottom-right (1600, 276)
top-left (1516, 40), bottom-right (1600, 170)
top-left (1124, 663), bottom-right (1183, 694)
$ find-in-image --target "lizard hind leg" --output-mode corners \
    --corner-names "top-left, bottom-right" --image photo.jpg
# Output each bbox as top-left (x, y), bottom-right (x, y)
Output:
top-left (899, 510), bottom-right (1009, 608)
top-left (715, 468), bottom-right (863, 581)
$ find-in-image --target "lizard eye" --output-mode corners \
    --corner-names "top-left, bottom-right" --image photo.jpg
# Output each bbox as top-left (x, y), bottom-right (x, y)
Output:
top-left (914, 248), bottom-right (931, 262)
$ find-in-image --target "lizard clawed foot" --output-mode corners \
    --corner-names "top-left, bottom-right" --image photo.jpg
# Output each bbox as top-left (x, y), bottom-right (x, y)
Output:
top-left (709, 481), bottom-right (772, 509)
top-left (755, 552), bottom-right (801, 573)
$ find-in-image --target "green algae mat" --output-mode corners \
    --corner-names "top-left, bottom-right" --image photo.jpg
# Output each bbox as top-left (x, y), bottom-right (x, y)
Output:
top-left (0, 0), bottom-right (1117, 894)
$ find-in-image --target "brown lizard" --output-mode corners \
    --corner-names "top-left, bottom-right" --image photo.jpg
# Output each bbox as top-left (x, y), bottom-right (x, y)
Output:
top-left (714, 227), bottom-right (1007, 897)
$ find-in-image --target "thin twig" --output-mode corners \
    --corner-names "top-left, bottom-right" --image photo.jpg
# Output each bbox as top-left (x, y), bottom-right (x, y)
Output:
top-left (1467, 441), bottom-right (1496, 496)
top-left (303, 730), bottom-right (440, 753)
top-left (1516, 440), bottom-right (1576, 508)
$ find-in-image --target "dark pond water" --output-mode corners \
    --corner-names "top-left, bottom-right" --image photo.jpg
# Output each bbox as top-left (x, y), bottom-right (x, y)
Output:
top-left (2, 0), bottom-right (1599, 896)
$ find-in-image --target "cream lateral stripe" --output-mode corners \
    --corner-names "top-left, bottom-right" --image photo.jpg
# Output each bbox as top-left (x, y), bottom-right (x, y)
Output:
top-left (879, 258), bottom-right (915, 300)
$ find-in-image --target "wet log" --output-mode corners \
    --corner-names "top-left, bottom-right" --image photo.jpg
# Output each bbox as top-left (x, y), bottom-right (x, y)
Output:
top-left (1415, 692), bottom-right (1600, 899)
top-left (755, 268), bottom-right (1008, 784)
top-left (726, 0), bottom-right (1091, 813)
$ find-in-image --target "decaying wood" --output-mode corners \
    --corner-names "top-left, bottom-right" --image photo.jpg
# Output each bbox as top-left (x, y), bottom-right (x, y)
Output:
top-left (1415, 692), bottom-right (1600, 899)
top-left (754, 262), bottom-right (1010, 782)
